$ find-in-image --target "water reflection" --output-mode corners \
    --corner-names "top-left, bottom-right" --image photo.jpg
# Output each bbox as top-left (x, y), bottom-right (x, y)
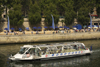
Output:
top-left (9, 56), bottom-right (90, 67)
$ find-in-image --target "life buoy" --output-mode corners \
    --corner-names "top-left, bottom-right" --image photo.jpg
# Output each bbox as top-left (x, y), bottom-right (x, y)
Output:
top-left (86, 48), bottom-right (88, 50)
top-left (26, 54), bottom-right (30, 57)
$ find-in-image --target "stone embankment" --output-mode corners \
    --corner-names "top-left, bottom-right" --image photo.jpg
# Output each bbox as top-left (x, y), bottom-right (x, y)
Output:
top-left (0, 32), bottom-right (100, 44)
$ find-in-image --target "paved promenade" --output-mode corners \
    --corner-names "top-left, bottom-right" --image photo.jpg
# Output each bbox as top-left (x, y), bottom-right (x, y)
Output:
top-left (0, 31), bottom-right (100, 44)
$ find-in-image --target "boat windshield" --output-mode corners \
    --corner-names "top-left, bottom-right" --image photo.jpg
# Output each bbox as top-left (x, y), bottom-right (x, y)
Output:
top-left (18, 47), bottom-right (29, 54)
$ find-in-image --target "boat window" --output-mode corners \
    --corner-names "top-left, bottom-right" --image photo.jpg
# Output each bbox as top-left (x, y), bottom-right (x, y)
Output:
top-left (64, 46), bottom-right (67, 50)
top-left (40, 47), bottom-right (47, 55)
top-left (57, 46), bottom-right (62, 53)
top-left (48, 46), bottom-right (57, 54)
top-left (19, 47), bottom-right (28, 54)
top-left (35, 48), bottom-right (41, 56)
top-left (26, 48), bottom-right (35, 54)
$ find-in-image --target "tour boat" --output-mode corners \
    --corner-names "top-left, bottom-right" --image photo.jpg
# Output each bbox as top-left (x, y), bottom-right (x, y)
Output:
top-left (9, 42), bottom-right (92, 61)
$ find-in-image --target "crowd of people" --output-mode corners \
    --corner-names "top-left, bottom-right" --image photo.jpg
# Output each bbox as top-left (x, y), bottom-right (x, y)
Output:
top-left (0, 27), bottom-right (100, 35)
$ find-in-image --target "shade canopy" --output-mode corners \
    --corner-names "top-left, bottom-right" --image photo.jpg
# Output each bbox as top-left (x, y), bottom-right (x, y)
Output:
top-left (59, 26), bottom-right (63, 28)
top-left (44, 26), bottom-right (48, 28)
top-left (19, 28), bottom-right (22, 31)
top-left (55, 26), bottom-right (58, 28)
top-left (33, 27), bottom-right (37, 29)
top-left (10, 28), bottom-right (15, 30)
top-left (73, 24), bottom-right (82, 30)
top-left (37, 27), bottom-right (42, 29)
top-left (64, 26), bottom-right (70, 29)
top-left (26, 27), bottom-right (29, 30)
top-left (4, 28), bottom-right (8, 30)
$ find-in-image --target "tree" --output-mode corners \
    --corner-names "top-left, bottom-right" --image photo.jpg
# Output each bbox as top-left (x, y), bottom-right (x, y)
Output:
top-left (9, 4), bottom-right (23, 28)
top-left (21, 0), bottom-right (30, 17)
top-left (0, 6), bottom-right (4, 22)
top-left (96, 0), bottom-right (100, 17)
top-left (57, 0), bottom-right (75, 25)
top-left (73, 0), bottom-right (95, 25)
top-left (41, 0), bottom-right (59, 26)
top-left (28, 1), bottom-right (41, 25)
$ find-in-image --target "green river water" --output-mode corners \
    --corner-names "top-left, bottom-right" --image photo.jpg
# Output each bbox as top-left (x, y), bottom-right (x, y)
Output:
top-left (0, 40), bottom-right (100, 67)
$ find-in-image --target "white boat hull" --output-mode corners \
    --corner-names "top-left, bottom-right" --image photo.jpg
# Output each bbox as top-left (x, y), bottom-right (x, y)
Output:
top-left (9, 50), bottom-right (91, 61)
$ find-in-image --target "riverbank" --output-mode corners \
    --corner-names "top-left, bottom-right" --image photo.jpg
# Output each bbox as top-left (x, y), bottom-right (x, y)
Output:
top-left (0, 32), bottom-right (100, 44)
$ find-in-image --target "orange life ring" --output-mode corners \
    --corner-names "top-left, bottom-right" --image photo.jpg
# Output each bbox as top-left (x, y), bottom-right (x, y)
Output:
top-left (86, 48), bottom-right (88, 50)
top-left (26, 54), bottom-right (30, 57)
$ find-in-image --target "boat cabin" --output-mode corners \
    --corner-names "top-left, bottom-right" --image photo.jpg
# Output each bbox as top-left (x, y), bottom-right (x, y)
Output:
top-left (18, 42), bottom-right (86, 57)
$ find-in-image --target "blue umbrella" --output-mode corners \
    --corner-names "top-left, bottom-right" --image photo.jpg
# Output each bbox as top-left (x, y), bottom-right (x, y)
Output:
top-left (64, 26), bottom-right (67, 28)
top-left (33, 27), bottom-right (37, 29)
top-left (4, 28), bottom-right (8, 30)
top-left (55, 26), bottom-right (58, 28)
top-left (64, 26), bottom-right (70, 29)
top-left (26, 27), bottom-right (29, 30)
top-left (38, 27), bottom-right (42, 29)
top-left (10, 28), bottom-right (15, 30)
top-left (59, 26), bottom-right (63, 28)
top-left (73, 26), bottom-right (76, 28)
top-left (44, 26), bottom-right (48, 28)
top-left (19, 28), bottom-right (22, 31)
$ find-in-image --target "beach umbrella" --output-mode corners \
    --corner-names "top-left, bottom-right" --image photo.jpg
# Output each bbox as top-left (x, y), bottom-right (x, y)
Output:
top-left (44, 26), bottom-right (48, 28)
top-left (33, 27), bottom-right (37, 29)
top-left (26, 27), bottom-right (29, 30)
top-left (64, 26), bottom-right (67, 28)
top-left (19, 28), bottom-right (22, 31)
top-left (4, 28), bottom-right (8, 30)
top-left (59, 26), bottom-right (63, 28)
top-left (55, 26), bottom-right (58, 28)
top-left (65, 27), bottom-right (70, 29)
top-left (10, 28), bottom-right (15, 30)
top-left (76, 24), bottom-right (82, 30)
top-left (38, 27), bottom-right (42, 29)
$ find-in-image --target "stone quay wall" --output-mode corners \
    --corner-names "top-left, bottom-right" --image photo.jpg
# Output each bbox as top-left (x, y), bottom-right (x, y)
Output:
top-left (0, 32), bottom-right (100, 44)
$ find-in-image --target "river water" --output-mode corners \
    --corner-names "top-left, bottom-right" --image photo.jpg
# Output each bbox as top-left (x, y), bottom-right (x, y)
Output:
top-left (0, 40), bottom-right (100, 67)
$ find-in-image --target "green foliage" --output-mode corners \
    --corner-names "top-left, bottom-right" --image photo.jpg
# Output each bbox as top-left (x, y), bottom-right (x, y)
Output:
top-left (0, 0), bottom-right (4, 21)
top-left (28, 1), bottom-right (41, 25)
top-left (0, 7), bottom-right (3, 21)
top-left (58, 0), bottom-right (75, 25)
top-left (41, 0), bottom-right (59, 26)
top-left (96, 0), bottom-right (100, 17)
top-left (73, 0), bottom-right (95, 25)
top-left (9, 4), bottom-right (23, 27)
top-left (0, 0), bottom-right (99, 26)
